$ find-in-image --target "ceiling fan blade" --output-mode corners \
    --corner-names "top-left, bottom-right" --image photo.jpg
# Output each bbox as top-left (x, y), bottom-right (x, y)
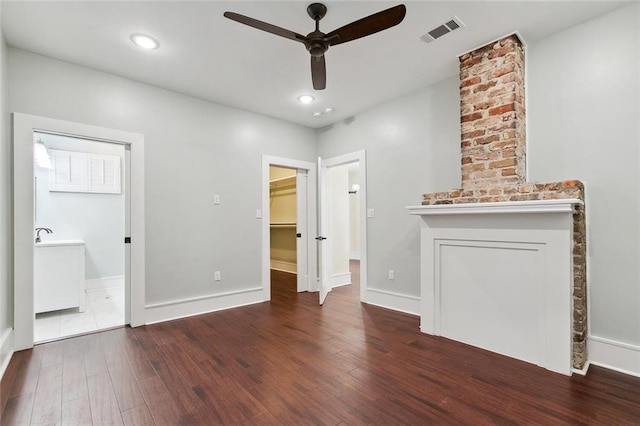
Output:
top-left (224, 12), bottom-right (308, 44)
top-left (325, 4), bottom-right (406, 46)
top-left (311, 55), bottom-right (326, 90)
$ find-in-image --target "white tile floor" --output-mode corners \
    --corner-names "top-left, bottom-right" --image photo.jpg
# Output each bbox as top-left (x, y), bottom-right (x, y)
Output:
top-left (34, 284), bottom-right (125, 343)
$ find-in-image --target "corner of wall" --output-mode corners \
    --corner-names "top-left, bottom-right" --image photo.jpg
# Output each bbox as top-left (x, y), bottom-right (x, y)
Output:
top-left (0, 1), bottom-right (16, 381)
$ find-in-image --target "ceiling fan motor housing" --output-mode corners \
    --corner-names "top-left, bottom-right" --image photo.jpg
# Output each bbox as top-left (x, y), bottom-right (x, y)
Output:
top-left (306, 32), bottom-right (329, 57)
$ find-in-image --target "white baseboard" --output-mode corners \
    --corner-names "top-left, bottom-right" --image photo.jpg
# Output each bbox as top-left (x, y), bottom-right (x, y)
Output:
top-left (350, 251), bottom-right (361, 260)
top-left (364, 288), bottom-right (420, 316)
top-left (144, 287), bottom-right (265, 325)
top-left (270, 260), bottom-right (297, 274)
top-left (572, 360), bottom-right (591, 376)
top-left (330, 272), bottom-right (351, 288)
top-left (588, 335), bottom-right (640, 378)
top-left (0, 327), bottom-right (14, 381)
top-left (85, 275), bottom-right (125, 292)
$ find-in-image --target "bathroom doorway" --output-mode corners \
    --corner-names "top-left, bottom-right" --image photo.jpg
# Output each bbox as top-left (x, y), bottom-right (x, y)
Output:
top-left (13, 112), bottom-right (145, 351)
top-left (33, 132), bottom-right (126, 343)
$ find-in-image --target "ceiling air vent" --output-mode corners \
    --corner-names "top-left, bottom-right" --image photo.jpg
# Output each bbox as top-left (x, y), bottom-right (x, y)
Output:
top-left (420, 16), bottom-right (465, 44)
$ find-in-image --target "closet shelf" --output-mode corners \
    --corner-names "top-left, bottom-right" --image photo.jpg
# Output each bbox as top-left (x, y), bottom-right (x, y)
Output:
top-left (270, 223), bottom-right (296, 228)
top-left (270, 175), bottom-right (296, 188)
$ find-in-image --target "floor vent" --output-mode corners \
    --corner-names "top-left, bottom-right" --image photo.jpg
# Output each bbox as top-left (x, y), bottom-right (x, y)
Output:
top-left (420, 16), bottom-right (465, 43)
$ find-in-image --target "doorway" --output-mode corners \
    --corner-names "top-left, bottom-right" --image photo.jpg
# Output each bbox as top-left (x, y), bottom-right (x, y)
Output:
top-left (32, 132), bottom-right (126, 343)
top-left (13, 113), bottom-right (145, 351)
top-left (262, 151), bottom-right (367, 306)
top-left (269, 166), bottom-right (298, 277)
top-left (317, 150), bottom-right (367, 304)
top-left (262, 156), bottom-right (316, 302)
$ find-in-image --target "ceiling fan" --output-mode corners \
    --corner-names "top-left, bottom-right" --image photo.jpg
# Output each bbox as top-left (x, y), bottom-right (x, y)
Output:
top-left (224, 3), bottom-right (406, 90)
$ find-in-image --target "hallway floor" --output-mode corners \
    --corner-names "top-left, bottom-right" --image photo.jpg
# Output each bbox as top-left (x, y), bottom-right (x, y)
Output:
top-left (34, 282), bottom-right (125, 343)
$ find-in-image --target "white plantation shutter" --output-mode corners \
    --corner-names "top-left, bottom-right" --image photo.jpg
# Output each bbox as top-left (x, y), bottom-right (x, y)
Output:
top-left (49, 149), bottom-right (121, 194)
top-left (49, 150), bottom-right (88, 192)
top-left (88, 154), bottom-right (121, 193)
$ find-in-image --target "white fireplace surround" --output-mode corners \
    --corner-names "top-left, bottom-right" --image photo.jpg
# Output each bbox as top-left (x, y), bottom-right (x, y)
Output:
top-left (408, 199), bottom-right (583, 375)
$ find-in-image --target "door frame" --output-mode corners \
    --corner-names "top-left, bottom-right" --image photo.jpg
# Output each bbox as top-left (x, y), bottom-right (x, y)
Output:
top-left (320, 150), bottom-right (367, 303)
top-left (262, 156), bottom-right (317, 300)
top-left (13, 113), bottom-right (145, 350)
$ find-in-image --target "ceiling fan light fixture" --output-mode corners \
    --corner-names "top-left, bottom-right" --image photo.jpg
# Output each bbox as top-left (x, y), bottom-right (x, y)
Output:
top-left (130, 34), bottom-right (160, 50)
top-left (297, 94), bottom-right (315, 104)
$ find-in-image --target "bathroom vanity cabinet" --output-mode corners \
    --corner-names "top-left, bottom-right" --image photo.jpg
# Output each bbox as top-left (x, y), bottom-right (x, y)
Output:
top-left (34, 240), bottom-right (86, 314)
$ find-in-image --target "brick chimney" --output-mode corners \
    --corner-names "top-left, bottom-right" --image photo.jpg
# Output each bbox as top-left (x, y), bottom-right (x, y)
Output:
top-left (460, 35), bottom-right (526, 189)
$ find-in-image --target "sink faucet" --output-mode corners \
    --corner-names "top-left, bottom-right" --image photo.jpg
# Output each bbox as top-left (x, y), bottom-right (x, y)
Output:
top-left (35, 227), bottom-right (53, 243)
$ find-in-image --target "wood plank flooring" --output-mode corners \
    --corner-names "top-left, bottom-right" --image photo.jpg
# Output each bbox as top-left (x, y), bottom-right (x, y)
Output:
top-left (2, 261), bottom-right (640, 425)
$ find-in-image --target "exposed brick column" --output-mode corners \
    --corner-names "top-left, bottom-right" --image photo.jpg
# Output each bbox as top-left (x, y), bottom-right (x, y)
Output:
top-left (459, 35), bottom-right (526, 189)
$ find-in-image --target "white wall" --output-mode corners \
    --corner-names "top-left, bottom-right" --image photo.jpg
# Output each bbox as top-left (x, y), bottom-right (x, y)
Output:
top-left (327, 164), bottom-right (350, 281)
top-left (35, 133), bottom-right (125, 280)
top-left (317, 78), bottom-right (461, 304)
top-left (528, 3), bottom-right (640, 352)
top-left (8, 48), bottom-right (317, 307)
top-left (0, 1), bottom-right (13, 372)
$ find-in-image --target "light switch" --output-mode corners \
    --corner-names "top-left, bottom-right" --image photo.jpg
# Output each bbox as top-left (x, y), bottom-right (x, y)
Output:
top-left (213, 194), bottom-right (220, 205)
top-left (367, 208), bottom-right (375, 218)
top-left (256, 209), bottom-right (262, 219)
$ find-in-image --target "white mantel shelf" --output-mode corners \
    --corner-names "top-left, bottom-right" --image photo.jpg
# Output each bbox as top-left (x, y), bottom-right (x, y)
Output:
top-left (407, 199), bottom-right (583, 216)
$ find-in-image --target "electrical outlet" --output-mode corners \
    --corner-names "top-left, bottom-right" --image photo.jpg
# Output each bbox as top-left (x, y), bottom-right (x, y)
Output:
top-left (213, 194), bottom-right (220, 205)
top-left (214, 271), bottom-right (221, 281)
top-left (388, 269), bottom-right (395, 280)
top-left (367, 208), bottom-right (375, 218)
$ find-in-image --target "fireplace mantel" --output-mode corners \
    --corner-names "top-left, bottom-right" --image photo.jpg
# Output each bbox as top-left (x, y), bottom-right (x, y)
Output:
top-left (407, 199), bottom-right (582, 216)
top-left (408, 198), bottom-right (581, 375)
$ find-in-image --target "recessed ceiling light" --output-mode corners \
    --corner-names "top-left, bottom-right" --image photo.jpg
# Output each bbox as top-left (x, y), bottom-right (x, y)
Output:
top-left (324, 107), bottom-right (334, 114)
top-left (312, 112), bottom-right (322, 118)
top-left (297, 95), bottom-right (315, 105)
top-left (130, 34), bottom-right (160, 50)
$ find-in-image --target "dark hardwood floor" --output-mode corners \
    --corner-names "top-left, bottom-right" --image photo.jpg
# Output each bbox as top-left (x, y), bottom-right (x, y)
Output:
top-left (2, 260), bottom-right (640, 425)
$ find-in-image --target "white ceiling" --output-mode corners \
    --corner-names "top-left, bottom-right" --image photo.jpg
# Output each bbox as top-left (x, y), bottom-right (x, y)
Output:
top-left (2, 1), bottom-right (629, 129)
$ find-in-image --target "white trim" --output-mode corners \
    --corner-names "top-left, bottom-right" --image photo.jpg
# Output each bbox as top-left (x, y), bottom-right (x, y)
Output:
top-left (407, 199), bottom-right (582, 216)
top-left (349, 251), bottom-right (361, 260)
top-left (364, 288), bottom-right (420, 316)
top-left (262, 155), bottom-right (317, 300)
top-left (0, 328), bottom-right (14, 380)
top-left (13, 113), bottom-right (145, 351)
top-left (588, 335), bottom-right (640, 378)
top-left (85, 275), bottom-right (125, 292)
top-left (330, 272), bottom-right (351, 288)
top-left (144, 287), bottom-right (264, 325)
top-left (270, 260), bottom-right (297, 274)
top-left (572, 361), bottom-right (591, 376)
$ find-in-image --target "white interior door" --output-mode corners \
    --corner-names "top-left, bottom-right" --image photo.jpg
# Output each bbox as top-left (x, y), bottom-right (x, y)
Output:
top-left (296, 170), bottom-right (308, 292)
top-left (124, 146), bottom-right (131, 325)
top-left (317, 157), bottom-right (330, 305)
